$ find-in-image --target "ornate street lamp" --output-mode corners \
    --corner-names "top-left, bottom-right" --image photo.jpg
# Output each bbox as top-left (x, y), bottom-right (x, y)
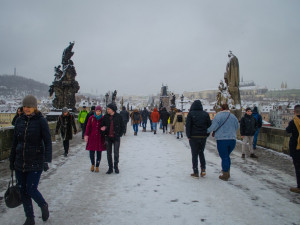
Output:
top-left (180, 94), bottom-right (184, 111)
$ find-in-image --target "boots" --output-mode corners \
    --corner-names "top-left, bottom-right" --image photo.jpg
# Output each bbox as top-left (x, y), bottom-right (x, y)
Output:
top-left (90, 165), bottom-right (95, 172)
top-left (106, 168), bottom-right (113, 174)
top-left (24, 217), bottom-right (35, 225)
top-left (290, 187), bottom-right (300, 193)
top-left (250, 153), bottom-right (258, 158)
top-left (154, 130), bottom-right (156, 134)
top-left (200, 169), bottom-right (206, 177)
top-left (191, 169), bottom-right (199, 178)
top-left (181, 133), bottom-right (183, 138)
top-left (219, 171), bottom-right (229, 181)
top-left (241, 154), bottom-right (245, 159)
top-left (95, 167), bottom-right (99, 172)
top-left (41, 203), bottom-right (49, 221)
top-left (134, 132), bottom-right (137, 136)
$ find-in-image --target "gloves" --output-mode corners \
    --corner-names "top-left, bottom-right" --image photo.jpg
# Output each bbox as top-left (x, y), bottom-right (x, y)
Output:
top-left (10, 161), bottom-right (15, 171)
top-left (43, 163), bottom-right (49, 172)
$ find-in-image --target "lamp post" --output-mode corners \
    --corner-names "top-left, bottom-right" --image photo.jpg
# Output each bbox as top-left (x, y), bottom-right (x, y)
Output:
top-left (105, 93), bottom-right (109, 113)
top-left (180, 94), bottom-right (184, 111)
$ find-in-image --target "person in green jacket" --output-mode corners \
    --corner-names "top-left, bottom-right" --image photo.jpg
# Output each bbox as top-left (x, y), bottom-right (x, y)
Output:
top-left (78, 106), bottom-right (88, 139)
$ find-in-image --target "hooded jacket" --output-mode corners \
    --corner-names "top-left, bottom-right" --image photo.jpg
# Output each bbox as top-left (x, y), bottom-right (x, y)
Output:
top-left (151, 108), bottom-right (160, 123)
top-left (10, 112), bottom-right (52, 172)
top-left (240, 113), bottom-right (258, 136)
top-left (252, 107), bottom-right (262, 128)
top-left (185, 100), bottom-right (211, 138)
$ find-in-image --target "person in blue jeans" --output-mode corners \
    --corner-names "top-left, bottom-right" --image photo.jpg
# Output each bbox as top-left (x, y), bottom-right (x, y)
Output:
top-left (9, 95), bottom-right (52, 225)
top-left (252, 106), bottom-right (262, 149)
top-left (207, 103), bottom-right (239, 181)
top-left (131, 109), bottom-right (142, 135)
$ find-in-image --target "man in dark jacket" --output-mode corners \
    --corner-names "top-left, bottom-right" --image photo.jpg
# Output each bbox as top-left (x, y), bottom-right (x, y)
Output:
top-left (160, 107), bottom-right (170, 133)
top-left (55, 107), bottom-right (77, 157)
top-left (186, 100), bottom-right (211, 178)
top-left (252, 106), bottom-right (263, 149)
top-left (240, 107), bottom-right (258, 158)
top-left (83, 106), bottom-right (95, 132)
top-left (141, 107), bottom-right (149, 132)
top-left (101, 103), bottom-right (124, 174)
top-left (286, 105), bottom-right (300, 193)
top-left (120, 106), bottom-right (130, 135)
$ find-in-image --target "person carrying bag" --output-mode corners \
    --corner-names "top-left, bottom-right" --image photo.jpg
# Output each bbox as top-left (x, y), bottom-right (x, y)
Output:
top-left (4, 171), bottom-right (22, 208)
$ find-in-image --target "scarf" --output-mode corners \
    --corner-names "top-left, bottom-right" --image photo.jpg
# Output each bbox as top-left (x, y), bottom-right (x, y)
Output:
top-left (294, 116), bottom-right (300, 150)
top-left (94, 112), bottom-right (103, 121)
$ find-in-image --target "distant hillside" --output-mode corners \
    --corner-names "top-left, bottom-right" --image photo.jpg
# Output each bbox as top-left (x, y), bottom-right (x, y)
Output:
top-left (0, 74), bottom-right (49, 99)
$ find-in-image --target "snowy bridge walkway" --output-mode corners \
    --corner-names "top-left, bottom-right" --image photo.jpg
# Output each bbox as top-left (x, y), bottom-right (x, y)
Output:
top-left (1, 125), bottom-right (300, 225)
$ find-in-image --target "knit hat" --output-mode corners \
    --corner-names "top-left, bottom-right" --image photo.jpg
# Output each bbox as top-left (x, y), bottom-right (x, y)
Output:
top-left (107, 103), bottom-right (117, 112)
top-left (62, 107), bottom-right (69, 113)
top-left (91, 106), bottom-right (95, 110)
top-left (95, 105), bottom-right (102, 111)
top-left (22, 95), bottom-right (37, 108)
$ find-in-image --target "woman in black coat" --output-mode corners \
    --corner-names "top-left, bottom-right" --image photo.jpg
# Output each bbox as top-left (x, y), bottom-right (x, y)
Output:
top-left (55, 107), bottom-right (77, 157)
top-left (11, 106), bottom-right (23, 126)
top-left (9, 95), bottom-right (52, 225)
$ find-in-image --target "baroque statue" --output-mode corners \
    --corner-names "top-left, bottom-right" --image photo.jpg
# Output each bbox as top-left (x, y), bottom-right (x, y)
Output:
top-left (214, 51), bottom-right (241, 120)
top-left (49, 42), bottom-right (80, 110)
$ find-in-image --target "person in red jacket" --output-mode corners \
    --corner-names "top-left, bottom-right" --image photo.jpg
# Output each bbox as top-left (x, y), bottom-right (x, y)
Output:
top-left (84, 105), bottom-right (106, 172)
top-left (151, 108), bottom-right (160, 134)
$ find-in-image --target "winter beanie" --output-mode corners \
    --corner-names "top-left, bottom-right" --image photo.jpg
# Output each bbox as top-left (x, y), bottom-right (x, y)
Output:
top-left (91, 106), bottom-right (95, 111)
top-left (22, 95), bottom-right (37, 108)
top-left (107, 103), bottom-right (117, 112)
top-left (95, 105), bottom-right (103, 111)
top-left (62, 107), bottom-right (69, 113)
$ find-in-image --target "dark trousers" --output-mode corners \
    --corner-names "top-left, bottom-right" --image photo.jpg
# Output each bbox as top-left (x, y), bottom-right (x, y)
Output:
top-left (15, 170), bottom-right (46, 218)
top-left (217, 140), bottom-right (236, 172)
top-left (142, 120), bottom-right (147, 129)
top-left (89, 151), bottom-right (102, 167)
top-left (106, 137), bottom-right (120, 169)
top-left (63, 140), bottom-right (69, 154)
top-left (163, 123), bottom-right (168, 133)
top-left (81, 123), bottom-right (85, 138)
top-left (123, 122), bottom-right (128, 134)
top-left (189, 138), bottom-right (207, 172)
top-left (292, 151), bottom-right (300, 188)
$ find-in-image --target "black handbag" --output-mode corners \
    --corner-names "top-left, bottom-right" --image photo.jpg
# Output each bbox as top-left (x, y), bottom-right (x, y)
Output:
top-left (4, 171), bottom-right (22, 208)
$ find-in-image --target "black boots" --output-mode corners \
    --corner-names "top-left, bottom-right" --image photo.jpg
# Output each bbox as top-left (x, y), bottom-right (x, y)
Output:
top-left (41, 203), bottom-right (49, 221)
top-left (24, 217), bottom-right (35, 225)
top-left (106, 168), bottom-right (113, 174)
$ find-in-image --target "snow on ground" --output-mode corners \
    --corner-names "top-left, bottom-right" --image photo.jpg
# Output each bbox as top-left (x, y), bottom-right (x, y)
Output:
top-left (1, 124), bottom-right (300, 225)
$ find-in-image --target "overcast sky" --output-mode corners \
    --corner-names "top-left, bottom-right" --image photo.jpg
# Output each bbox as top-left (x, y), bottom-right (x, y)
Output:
top-left (0, 0), bottom-right (299, 96)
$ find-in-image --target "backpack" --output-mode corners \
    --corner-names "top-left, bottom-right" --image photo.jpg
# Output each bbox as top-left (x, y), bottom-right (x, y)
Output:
top-left (133, 113), bottom-right (140, 121)
top-left (177, 115), bottom-right (183, 122)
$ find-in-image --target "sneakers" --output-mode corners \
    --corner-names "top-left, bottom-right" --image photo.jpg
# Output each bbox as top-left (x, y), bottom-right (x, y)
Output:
top-left (23, 217), bottom-right (35, 225)
top-left (90, 165), bottom-right (95, 172)
top-left (241, 154), bottom-right (245, 159)
top-left (41, 203), bottom-right (49, 221)
top-left (200, 169), bottom-right (206, 177)
top-left (219, 172), bottom-right (229, 181)
top-left (190, 173), bottom-right (199, 178)
top-left (95, 167), bottom-right (99, 173)
top-left (250, 153), bottom-right (258, 158)
top-left (290, 187), bottom-right (300, 193)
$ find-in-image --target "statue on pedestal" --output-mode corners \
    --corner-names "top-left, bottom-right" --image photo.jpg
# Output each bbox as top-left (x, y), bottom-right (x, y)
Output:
top-left (214, 51), bottom-right (241, 120)
top-left (49, 42), bottom-right (80, 111)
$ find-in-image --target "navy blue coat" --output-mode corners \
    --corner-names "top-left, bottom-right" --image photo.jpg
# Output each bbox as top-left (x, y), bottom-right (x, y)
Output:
top-left (286, 115), bottom-right (300, 157)
top-left (10, 112), bottom-right (52, 172)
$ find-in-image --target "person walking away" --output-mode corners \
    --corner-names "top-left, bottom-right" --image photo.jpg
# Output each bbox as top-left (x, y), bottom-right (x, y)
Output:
top-left (169, 108), bottom-right (176, 134)
top-left (141, 107), bottom-right (149, 132)
top-left (173, 109), bottom-right (185, 139)
top-left (12, 107), bottom-right (23, 126)
top-left (83, 106), bottom-right (95, 134)
top-left (78, 106), bottom-right (88, 139)
top-left (240, 107), bottom-right (258, 158)
top-left (252, 106), bottom-right (262, 149)
top-left (84, 105), bottom-right (106, 172)
top-left (286, 104), bottom-right (300, 193)
top-left (151, 108), bottom-right (160, 134)
top-left (160, 107), bottom-right (170, 133)
top-left (149, 111), bottom-right (153, 132)
top-left (56, 107), bottom-right (77, 157)
top-left (101, 103), bottom-right (124, 174)
top-left (207, 104), bottom-right (239, 181)
top-left (120, 106), bottom-right (130, 135)
top-left (186, 100), bottom-right (211, 178)
top-left (9, 95), bottom-right (52, 225)
top-left (131, 109), bottom-right (142, 135)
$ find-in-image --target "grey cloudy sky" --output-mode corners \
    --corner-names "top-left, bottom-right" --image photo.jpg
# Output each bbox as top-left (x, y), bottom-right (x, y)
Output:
top-left (0, 0), bottom-right (299, 96)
